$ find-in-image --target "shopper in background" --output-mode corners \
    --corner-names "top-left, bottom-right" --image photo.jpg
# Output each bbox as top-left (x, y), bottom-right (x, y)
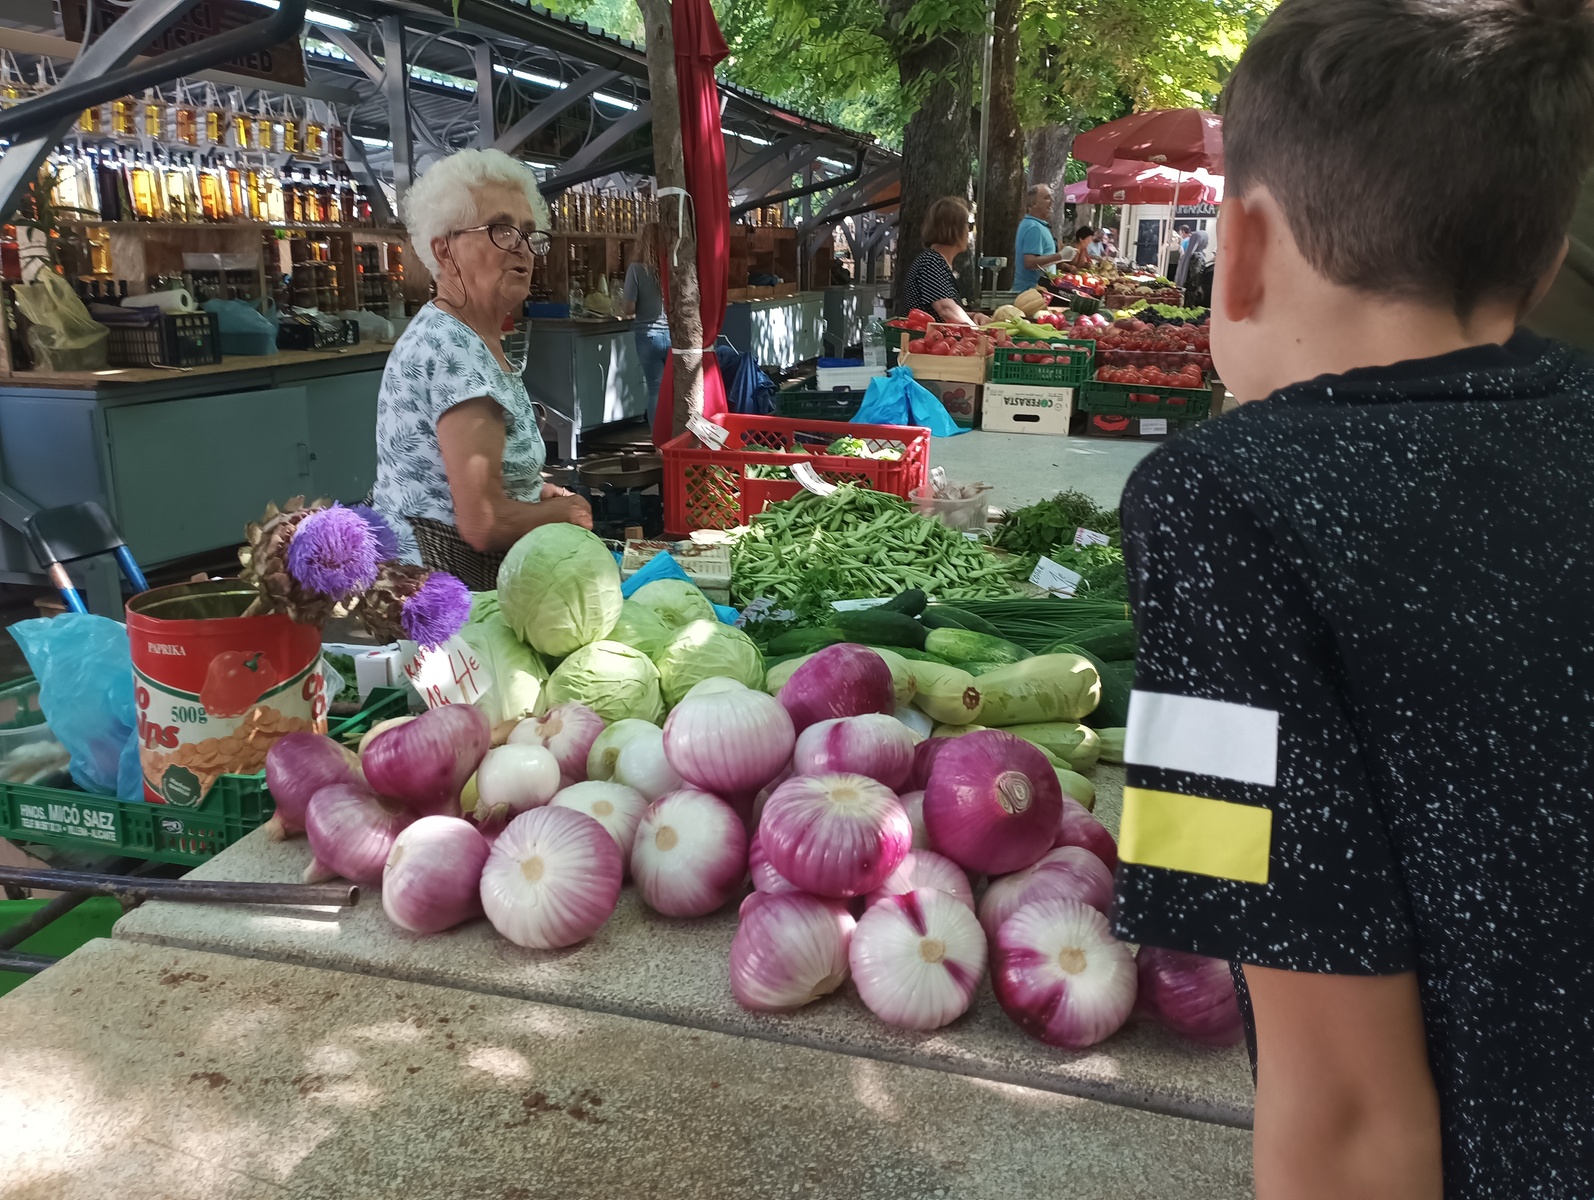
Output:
top-left (622, 221), bottom-right (671, 431)
top-left (899, 196), bottom-right (983, 325)
top-left (1013, 184), bottom-right (1069, 291)
top-left (372, 148), bottom-right (591, 588)
top-left (1111, 1), bottom-right (1594, 1198)
top-left (1066, 226), bottom-right (1098, 269)
top-left (1173, 221), bottom-right (1210, 289)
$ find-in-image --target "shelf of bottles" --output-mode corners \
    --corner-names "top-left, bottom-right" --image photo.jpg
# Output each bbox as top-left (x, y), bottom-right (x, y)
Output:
top-left (550, 185), bottom-right (658, 235)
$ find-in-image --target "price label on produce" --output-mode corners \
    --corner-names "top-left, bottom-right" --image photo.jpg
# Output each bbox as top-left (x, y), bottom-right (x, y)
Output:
top-left (1074, 527), bottom-right (1112, 548)
top-left (687, 415), bottom-right (730, 450)
top-left (830, 597), bottom-right (892, 612)
top-left (790, 462), bottom-right (839, 497)
top-left (1030, 555), bottom-right (1083, 598)
top-left (1140, 419), bottom-right (1168, 436)
top-left (398, 636), bottom-right (492, 710)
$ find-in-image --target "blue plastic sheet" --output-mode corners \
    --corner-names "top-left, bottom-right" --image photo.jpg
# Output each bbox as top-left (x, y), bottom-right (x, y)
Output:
top-left (852, 365), bottom-right (967, 437)
top-left (10, 614), bottom-right (142, 801)
top-left (621, 552), bottom-right (738, 624)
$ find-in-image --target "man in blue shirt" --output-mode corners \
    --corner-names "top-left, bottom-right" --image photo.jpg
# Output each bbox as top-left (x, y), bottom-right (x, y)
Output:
top-left (1012, 184), bottom-right (1067, 290)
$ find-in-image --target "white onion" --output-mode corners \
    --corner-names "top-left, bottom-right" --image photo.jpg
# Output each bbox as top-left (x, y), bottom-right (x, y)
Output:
top-left (759, 773), bottom-right (912, 898)
top-left (748, 830), bottom-right (802, 894)
top-left (586, 718), bottom-right (658, 782)
top-left (662, 681), bottom-right (796, 798)
top-left (612, 725), bottom-right (685, 801)
top-left (899, 789), bottom-right (932, 850)
top-left (894, 706), bottom-right (934, 741)
top-left (849, 887), bottom-right (987, 1030)
top-left (382, 815), bottom-right (490, 934)
top-left (548, 780), bottom-right (648, 861)
top-left (479, 806), bottom-right (623, 949)
top-left (977, 845), bottom-right (1115, 939)
top-left (507, 703), bottom-right (607, 782)
top-left (631, 789), bottom-right (748, 917)
top-left (682, 677), bottom-right (748, 699)
top-left (793, 714), bottom-right (916, 791)
top-left (992, 898), bottom-right (1136, 1049)
top-left (730, 892), bottom-right (856, 1012)
top-left (865, 849), bottom-right (974, 911)
top-left (474, 743), bottom-right (562, 825)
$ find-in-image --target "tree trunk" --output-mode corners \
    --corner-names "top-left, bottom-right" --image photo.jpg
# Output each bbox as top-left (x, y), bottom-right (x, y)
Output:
top-left (1025, 123), bottom-right (1078, 243)
top-left (887, 0), bottom-right (977, 314)
top-left (637, 0), bottom-right (704, 439)
top-left (983, 0), bottom-right (1024, 291)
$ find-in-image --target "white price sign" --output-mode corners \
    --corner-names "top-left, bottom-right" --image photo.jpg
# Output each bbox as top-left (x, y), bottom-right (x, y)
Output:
top-left (687, 415), bottom-right (730, 450)
top-left (1139, 418), bottom-right (1169, 436)
top-left (1074, 527), bottom-right (1112, 548)
top-left (790, 461), bottom-right (839, 496)
top-left (1030, 555), bottom-right (1082, 598)
top-left (830, 597), bottom-right (892, 611)
top-left (398, 636), bottom-right (492, 710)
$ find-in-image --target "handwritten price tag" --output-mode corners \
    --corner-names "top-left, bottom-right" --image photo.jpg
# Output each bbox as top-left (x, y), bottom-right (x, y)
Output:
top-left (1030, 555), bottom-right (1082, 598)
top-left (687, 415), bottom-right (730, 450)
top-left (790, 462), bottom-right (839, 496)
top-left (398, 636), bottom-right (492, 710)
top-left (1074, 527), bottom-right (1112, 548)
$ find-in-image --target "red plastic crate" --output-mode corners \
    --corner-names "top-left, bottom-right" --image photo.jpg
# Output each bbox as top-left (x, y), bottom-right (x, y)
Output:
top-left (661, 414), bottom-right (932, 534)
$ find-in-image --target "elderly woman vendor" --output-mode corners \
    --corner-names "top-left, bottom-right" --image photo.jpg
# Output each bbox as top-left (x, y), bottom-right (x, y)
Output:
top-left (372, 148), bottom-right (591, 588)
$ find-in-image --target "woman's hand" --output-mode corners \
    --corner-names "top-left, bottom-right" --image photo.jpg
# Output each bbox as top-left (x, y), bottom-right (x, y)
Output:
top-left (540, 493), bottom-right (594, 530)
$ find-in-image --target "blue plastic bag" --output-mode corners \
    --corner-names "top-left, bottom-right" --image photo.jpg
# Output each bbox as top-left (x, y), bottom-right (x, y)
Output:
top-left (620, 552), bottom-right (738, 624)
top-left (852, 365), bottom-right (967, 437)
top-left (10, 614), bottom-right (142, 801)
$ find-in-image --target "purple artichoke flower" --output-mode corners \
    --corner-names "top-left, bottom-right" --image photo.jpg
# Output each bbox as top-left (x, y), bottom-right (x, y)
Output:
top-left (401, 571), bottom-right (473, 649)
top-left (285, 505), bottom-right (380, 599)
top-left (348, 504), bottom-right (401, 561)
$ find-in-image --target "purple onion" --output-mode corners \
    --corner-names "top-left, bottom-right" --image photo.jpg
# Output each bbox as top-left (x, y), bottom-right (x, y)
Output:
top-left (978, 845), bottom-right (1114, 940)
top-left (1054, 795), bottom-right (1118, 871)
top-left (923, 730), bottom-right (1062, 875)
top-left (759, 773), bottom-right (911, 899)
top-left (663, 684), bottom-right (795, 797)
top-left (479, 806), bottom-right (623, 949)
top-left (1135, 946), bottom-right (1244, 1046)
top-left (792, 714), bottom-right (916, 791)
top-left (263, 732), bottom-right (362, 839)
top-left (382, 815), bottom-right (490, 933)
top-left (748, 830), bottom-right (802, 894)
top-left (906, 737), bottom-right (951, 791)
top-left (304, 782), bottom-right (412, 886)
top-left (864, 849), bottom-right (974, 911)
top-left (631, 789), bottom-right (748, 917)
top-left (776, 644), bottom-right (895, 732)
top-left (730, 891), bottom-right (856, 1012)
top-left (362, 702), bottom-right (490, 816)
top-left (849, 887), bottom-right (986, 1030)
top-left (992, 898), bottom-right (1136, 1050)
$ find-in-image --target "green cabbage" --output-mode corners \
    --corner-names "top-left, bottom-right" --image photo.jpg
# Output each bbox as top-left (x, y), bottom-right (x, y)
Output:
top-left (497, 525), bottom-right (623, 657)
top-left (544, 640), bottom-right (665, 724)
top-left (654, 619), bottom-right (764, 708)
top-left (606, 599), bottom-right (675, 659)
top-left (629, 578), bottom-right (715, 630)
top-left (458, 607), bottom-right (549, 726)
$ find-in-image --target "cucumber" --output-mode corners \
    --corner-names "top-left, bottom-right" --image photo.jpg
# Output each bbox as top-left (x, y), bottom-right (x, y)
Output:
top-left (1060, 620), bottom-right (1138, 662)
top-left (878, 588), bottom-right (929, 617)
top-left (917, 609), bottom-right (968, 631)
top-left (928, 605), bottom-right (1004, 637)
top-left (961, 661), bottom-right (1008, 676)
top-left (1055, 644), bottom-right (1132, 728)
top-left (769, 626), bottom-right (846, 656)
top-left (924, 628), bottom-right (1033, 667)
top-left (869, 645), bottom-right (953, 665)
top-left (831, 610), bottom-right (928, 650)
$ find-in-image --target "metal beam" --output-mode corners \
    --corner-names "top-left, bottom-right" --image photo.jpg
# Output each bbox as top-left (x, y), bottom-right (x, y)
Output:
top-left (319, 26), bottom-right (384, 85)
top-left (380, 14), bottom-right (416, 200)
top-left (492, 68), bottom-right (622, 155)
top-left (542, 104), bottom-right (651, 186)
top-left (472, 40), bottom-right (497, 147)
top-left (540, 145), bottom-right (654, 196)
top-left (345, 134), bottom-right (397, 226)
top-left (726, 133), bottom-right (808, 190)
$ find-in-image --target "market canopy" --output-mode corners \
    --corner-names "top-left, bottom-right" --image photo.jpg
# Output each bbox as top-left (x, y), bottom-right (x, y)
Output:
top-left (1083, 162), bottom-right (1223, 207)
top-left (1073, 109), bottom-right (1224, 175)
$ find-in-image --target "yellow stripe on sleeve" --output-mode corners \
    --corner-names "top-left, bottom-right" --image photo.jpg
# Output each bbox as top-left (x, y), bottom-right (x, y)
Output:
top-left (1119, 787), bottom-right (1273, 885)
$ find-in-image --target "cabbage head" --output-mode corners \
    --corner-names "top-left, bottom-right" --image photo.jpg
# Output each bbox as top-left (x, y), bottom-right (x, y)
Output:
top-left (607, 599), bottom-right (674, 659)
top-left (544, 640), bottom-right (665, 724)
top-left (497, 525), bottom-right (622, 657)
top-left (654, 619), bottom-right (764, 708)
top-left (629, 578), bottom-right (715, 630)
top-left (458, 607), bottom-right (548, 726)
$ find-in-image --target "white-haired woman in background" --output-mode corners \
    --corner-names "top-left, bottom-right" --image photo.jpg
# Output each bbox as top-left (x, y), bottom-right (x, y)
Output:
top-left (372, 148), bottom-right (591, 588)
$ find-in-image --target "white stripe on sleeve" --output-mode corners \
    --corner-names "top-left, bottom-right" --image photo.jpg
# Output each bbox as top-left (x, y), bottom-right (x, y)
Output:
top-left (1124, 690), bottom-right (1280, 787)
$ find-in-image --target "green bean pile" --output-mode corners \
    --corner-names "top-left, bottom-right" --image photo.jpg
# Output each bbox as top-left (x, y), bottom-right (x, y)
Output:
top-left (729, 486), bottom-right (1022, 605)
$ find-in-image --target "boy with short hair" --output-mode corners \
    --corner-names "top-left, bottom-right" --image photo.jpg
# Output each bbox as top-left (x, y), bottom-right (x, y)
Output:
top-left (1109, 1), bottom-right (1594, 1197)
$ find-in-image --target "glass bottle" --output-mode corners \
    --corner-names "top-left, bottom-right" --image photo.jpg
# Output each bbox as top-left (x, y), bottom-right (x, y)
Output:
top-left (304, 174), bottom-right (324, 223)
top-left (232, 111), bottom-right (252, 150)
top-left (164, 158), bottom-right (191, 221)
top-left (87, 226), bottom-right (112, 275)
top-left (315, 171), bottom-right (334, 224)
top-left (175, 103), bottom-right (198, 146)
top-left (304, 118), bottom-right (324, 158)
top-left (328, 120), bottom-right (345, 161)
top-left (226, 160), bottom-right (246, 219)
top-left (205, 107), bottom-right (223, 146)
top-left (324, 172), bottom-right (342, 225)
top-left (111, 97), bottom-right (137, 138)
top-left (285, 173), bottom-right (303, 223)
top-left (78, 104), bottom-right (102, 134)
top-left (142, 92), bottom-right (164, 139)
top-left (199, 163), bottom-right (226, 221)
top-left (248, 166), bottom-right (267, 221)
top-left (128, 154), bottom-right (159, 221)
top-left (263, 169), bottom-right (285, 224)
top-left (283, 116), bottom-right (299, 154)
top-left (257, 112), bottom-right (276, 154)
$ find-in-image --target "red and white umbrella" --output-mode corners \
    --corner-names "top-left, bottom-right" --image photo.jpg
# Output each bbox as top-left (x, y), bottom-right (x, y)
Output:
top-left (1072, 109), bottom-right (1224, 174)
top-left (1084, 162), bottom-right (1223, 206)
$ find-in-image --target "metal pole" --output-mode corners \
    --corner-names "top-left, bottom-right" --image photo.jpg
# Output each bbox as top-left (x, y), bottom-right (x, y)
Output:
top-left (972, 0), bottom-right (996, 303)
top-left (381, 14), bottom-right (415, 202)
top-left (0, 866), bottom-right (359, 908)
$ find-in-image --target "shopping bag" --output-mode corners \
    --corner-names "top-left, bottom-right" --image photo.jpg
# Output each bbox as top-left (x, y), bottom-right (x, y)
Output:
top-left (852, 365), bottom-right (967, 437)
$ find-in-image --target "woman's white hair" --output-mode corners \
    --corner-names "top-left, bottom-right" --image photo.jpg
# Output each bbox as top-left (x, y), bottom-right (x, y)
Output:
top-left (401, 148), bottom-right (552, 274)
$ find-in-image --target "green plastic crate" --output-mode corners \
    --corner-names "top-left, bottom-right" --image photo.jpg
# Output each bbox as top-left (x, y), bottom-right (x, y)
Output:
top-left (0, 897), bottom-right (122, 997)
top-left (1079, 380), bottom-right (1210, 419)
top-left (0, 686), bottom-right (411, 867)
top-left (773, 388), bottom-right (867, 422)
top-left (990, 338), bottom-right (1094, 387)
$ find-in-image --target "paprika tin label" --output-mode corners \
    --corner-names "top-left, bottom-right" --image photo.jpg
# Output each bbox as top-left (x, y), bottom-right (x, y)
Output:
top-left (126, 581), bottom-right (326, 806)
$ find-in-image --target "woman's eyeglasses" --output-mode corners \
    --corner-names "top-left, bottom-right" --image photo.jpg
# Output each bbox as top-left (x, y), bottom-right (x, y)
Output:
top-left (453, 223), bottom-right (552, 257)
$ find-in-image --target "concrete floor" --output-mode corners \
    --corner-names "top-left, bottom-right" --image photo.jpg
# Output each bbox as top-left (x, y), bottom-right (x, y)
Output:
top-left (928, 430), bottom-right (1157, 511)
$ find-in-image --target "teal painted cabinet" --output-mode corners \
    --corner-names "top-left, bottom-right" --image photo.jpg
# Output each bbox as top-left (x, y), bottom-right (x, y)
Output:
top-left (305, 369), bottom-right (382, 503)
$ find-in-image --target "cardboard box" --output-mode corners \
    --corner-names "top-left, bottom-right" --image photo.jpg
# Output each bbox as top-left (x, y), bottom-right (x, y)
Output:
top-left (915, 379), bottom-right (982, 429)
top-left (981, 384), bottom-right (1073, 436)
top-left (899, 331), bottom-right (990, 385)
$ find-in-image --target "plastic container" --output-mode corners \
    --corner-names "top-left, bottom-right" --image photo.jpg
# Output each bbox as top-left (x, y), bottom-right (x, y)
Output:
top-left (989, 337), bottom-right (1094, 387)
top-left (909, 484), bottom-right (992, 532)
top-left (104, 311), bottom-right (221, 368)
top-left (772, 388), bottom-right (867, 422)
top-left (1078, 380), bottom-right (1211, 419)
top-left (660, 414), bottom-right (931, 534)
top-left (0, 686), bottom-right (408, 867)
top-left (620, 540), bottom-right (733, 604)
top-left (0, 897), bottom-right (123, 997)
top-left (277, 317), bottom-right (360, 351)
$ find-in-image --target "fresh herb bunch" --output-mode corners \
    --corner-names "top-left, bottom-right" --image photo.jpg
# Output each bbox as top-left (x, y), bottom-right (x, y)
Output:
top-left (993, 490), bottom-right (1121, 557)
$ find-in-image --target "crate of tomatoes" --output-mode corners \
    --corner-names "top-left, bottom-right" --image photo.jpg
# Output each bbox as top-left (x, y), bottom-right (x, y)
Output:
top-left (896, 322), bottom-right (992, 385)
top-left (1079, 372), bottom-right (1211, 420)
top-left (989, 336), bottom-right (1095, 386)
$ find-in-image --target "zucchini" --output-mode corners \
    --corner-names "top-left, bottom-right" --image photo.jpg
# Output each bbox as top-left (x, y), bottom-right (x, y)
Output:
top-left (1096, 727), bottom-right (1126, 765)
top-left (910, 661), bottom-right (984, 726)
top-left (924, 627), bottom-right (1032, 667)
top-left (1056, 644), bottom-right (1131, 728)
top-left (1056, 767), bottom-right (1096, 810)
top-left (931, 723), bottom-right (988, 739)
top-left (917, 609), bottom-right (968, 631)
top-left (1002, 722), bottom-right (1102, 771)
top-left (867, 645), bottom-right (918, 707)
top-left (878, 588), bottom-right (929, 617)
top-left (975, 654), bottom-right (1102, 726)
top-left (928, 605), bottom-right (1004, 637)
top-left (769, 626), bottom-right (846, 656)
top-left (870, 645), bottom-right (953, 665)
top-left (1058, 620), bottom-right (1138, 662)
top-left (961, 661), bottom-right (1008, 676)
top-left (831, 609), bottom-right (928, 650)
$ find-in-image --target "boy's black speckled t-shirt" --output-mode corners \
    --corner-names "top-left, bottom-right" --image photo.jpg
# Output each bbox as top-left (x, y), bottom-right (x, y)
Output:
top-left (1110, 332), bottom-right (1594, 1198)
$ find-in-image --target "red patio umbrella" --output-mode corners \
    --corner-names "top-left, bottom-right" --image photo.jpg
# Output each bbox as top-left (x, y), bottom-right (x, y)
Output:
top-left (1072, 108), bottom-right (1224, 174)
top-left (1084, 162), bottom-right (1223, 206)
top-left (652, 0), bottom-right (731, 447)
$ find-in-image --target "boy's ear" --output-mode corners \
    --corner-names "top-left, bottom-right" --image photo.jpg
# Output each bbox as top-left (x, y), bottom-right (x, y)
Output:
top-left (1216, 193), bottom-right (1269, 325)
top-left (1519, 237), bottom-right (1570, 321)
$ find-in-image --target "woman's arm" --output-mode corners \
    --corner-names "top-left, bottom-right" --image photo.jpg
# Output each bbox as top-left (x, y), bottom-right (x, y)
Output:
top-left (1245, 965), bottom-right (1443, 1200)
top-left (436, 397), bottom-right (592, 551)
top-left (932, 297), bottom-right (977, 325)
